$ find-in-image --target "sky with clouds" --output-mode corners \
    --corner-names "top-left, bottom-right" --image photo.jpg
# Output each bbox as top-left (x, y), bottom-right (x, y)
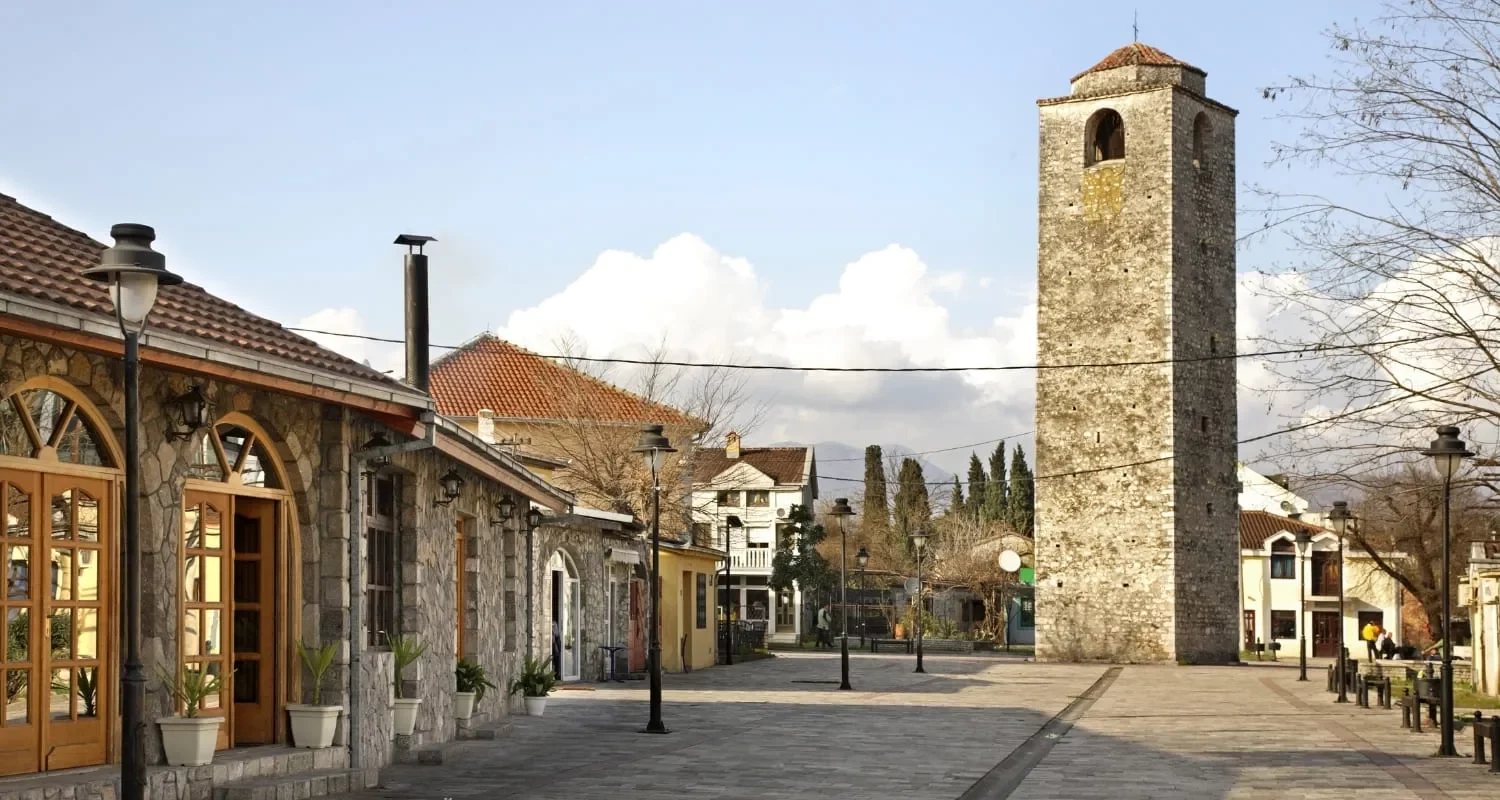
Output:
top-left (0, 0), bottom-right (1378, 477)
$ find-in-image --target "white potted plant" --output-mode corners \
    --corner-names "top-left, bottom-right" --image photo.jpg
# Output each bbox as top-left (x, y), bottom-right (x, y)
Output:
top-left (453, 658), bottom-right (496, 721)
top-left (156, 665), bottom-right (225, 767)
top-left (286, 640), bottom-right (341, 749)
top-left (390, 634), bottom-right (426, 736)
top-left (508, 654), bottom-right (557, 717)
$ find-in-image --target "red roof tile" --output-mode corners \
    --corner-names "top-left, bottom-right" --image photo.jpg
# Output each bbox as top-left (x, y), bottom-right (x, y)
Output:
top-left (1072, 43), bottom-right (1202, 83)
top-left (694, 446), bottom-right (811, 486)
top-left (1240, 510), bottom-right (1329, 550)
top-left (429, 334), bottom-right (703, 426)
top-left (0, 193), bottom-right (400, 388)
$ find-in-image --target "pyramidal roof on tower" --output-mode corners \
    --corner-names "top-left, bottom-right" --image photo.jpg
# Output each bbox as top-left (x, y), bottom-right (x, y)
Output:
top-left (1071, 43), bottom-right (1203, 83)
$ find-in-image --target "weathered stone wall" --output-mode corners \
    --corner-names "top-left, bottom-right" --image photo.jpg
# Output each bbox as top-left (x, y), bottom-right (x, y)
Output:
top-left (1033, 65), bottom-right (1239, 663)
top-left (530, 519), bottom-right (613, 683)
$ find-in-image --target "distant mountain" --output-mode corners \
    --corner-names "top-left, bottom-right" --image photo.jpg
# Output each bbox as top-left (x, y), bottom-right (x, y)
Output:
top-left (771, 441), bottom-right (956, 498)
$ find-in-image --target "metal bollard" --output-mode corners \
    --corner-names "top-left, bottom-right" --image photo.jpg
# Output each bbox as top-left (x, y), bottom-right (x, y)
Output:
top-left (1475, 712), bottom-right (1487, 766)
top-left (1490, 715), bottom-right (1500, 774)
top-left (1357, 675), bottom-right (1368, 708)
top-left (1401, 687), bottom-right (1412, 729)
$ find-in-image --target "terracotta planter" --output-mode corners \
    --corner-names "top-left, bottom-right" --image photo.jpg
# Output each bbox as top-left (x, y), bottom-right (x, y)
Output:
top-left (157, 716), bottom-right (224, 767)
top-left (453, 691), bottom-right (476, 720)
top-left (392, 697), bottom-right (422, 736)
top-left (523, 696), bottom-right (547, 717)
top-left (286, 704), bottom-right (341, 749)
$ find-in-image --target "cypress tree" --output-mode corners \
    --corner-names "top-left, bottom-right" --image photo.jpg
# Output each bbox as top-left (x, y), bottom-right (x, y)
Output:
top-left (983, 441), bottom-right (1008, 523)
top-left (948, 476), bottom-right (964, 516)
top-left (1008, 445), bottom-right (1035, 537)
top-left (965, 453), bottom-right (987, 520)
top-left (892, 457), bottom-right (931, 537)
top-left (861, 445), bottom-right (890, 533)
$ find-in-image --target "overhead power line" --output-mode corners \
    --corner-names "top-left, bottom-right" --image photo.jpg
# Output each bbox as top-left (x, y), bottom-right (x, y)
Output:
top-left (284, 326), bottom-right (1488, 375)
top-left (816, 430), bottom-right (1036, 462)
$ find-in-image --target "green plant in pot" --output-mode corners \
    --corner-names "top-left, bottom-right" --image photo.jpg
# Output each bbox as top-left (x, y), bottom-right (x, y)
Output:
top-left (453, 658), bottom-right (496, 721)
top-left (389, 634), bottom-right (427, 737)
top-left (287, 640), bottom-right (342, 749)
top-left (156, 664), bottom-right (225, 766)
top-left (508, 654), bottom-right (557, 717)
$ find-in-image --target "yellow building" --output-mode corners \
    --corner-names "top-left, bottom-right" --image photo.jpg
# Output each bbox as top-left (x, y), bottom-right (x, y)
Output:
top-left (658, 540), bottom-right (724, 673)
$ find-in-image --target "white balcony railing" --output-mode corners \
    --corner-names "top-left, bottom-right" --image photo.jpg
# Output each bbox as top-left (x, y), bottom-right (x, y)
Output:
top-left (731, 548), bottom-right (770, 570)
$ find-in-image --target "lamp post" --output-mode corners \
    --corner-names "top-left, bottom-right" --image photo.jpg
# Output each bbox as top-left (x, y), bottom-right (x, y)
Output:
top-left (1422, 425), bottom-right (1473, 757)
top-left (855, 546), bottom-right (869, 647)
top-left (829, 498), bottom-right (856, 690)
top-left (1329, 500), bottom-right (1352, 703)
top-left (525, 506), bottom-right (544, 659)
top-left (633, 425), bottom-right (675, 734)
top-left (1296, 527), bottom-right (1312, 682)
top-left (720, 514), bottom-right (742, 666)
top-left (83, 224), bottom-right (182, 800)
top-left (910, 527), bottom-right (929, 674)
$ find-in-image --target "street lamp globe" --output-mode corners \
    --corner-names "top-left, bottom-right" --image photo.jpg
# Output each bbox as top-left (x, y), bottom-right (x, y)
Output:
top-left (856, 546), bottom-right (869, 570)
top-left (632, 424), bottom-right (676, 473)
top-left (1422, 425), bottom-right (1474, 479)
top-left (829, 497), bottom-right (854, 518)
top-left (82, 224), bottom-right (181, 333)
top-left (1329, 500), bottom-right (1352, 535)
top-left (910, 527), bottom-right (930, 553)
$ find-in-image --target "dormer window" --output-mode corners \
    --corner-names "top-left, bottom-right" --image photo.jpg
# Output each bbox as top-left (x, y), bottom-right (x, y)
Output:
top-left (1086, 108), bottom-right (1125, 165)
top-left (1270, 538), bottom-right (1296, 579)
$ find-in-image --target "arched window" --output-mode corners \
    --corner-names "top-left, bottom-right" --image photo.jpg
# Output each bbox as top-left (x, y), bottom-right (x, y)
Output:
top-left (1086, 109), bottom-right (1125, 165)
top-left (0, 388), bottom-right (113, 467)
top-left (1192, 112), bottom-right (1211, 169)
top-left (188, 422), bottom-right (284, 489)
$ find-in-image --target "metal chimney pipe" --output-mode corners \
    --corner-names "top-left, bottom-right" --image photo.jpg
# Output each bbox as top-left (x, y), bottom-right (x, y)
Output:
top-left (394, 234), bottom-right (436, 392)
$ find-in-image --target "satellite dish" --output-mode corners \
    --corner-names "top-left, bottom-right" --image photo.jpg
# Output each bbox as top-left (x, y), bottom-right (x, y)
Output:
top-left (999, 549), bottom-right (1022, 573)
top-left (904, 577), bottom-right (921, 594)
top-left (1280, 500), bottom-right (1295, 513)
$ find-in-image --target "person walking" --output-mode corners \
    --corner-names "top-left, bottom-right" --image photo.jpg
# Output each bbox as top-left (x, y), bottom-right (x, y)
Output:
top-left (1361, 620), bottom-right (1378, 661)
top-left (816, 604), bottom-right (833, 649)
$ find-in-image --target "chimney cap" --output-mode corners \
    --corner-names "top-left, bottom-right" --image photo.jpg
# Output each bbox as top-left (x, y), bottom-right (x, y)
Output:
top-left (394, 234), bottom-right (437, 252)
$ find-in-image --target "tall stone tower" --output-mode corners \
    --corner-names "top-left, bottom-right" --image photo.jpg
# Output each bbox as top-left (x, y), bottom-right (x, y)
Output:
top-left (1033, 43), bottom-right (1239, 664)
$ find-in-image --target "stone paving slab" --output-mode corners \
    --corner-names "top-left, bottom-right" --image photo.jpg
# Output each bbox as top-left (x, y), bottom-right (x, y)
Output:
top-left (324, 654), bottom-right (1500, 800)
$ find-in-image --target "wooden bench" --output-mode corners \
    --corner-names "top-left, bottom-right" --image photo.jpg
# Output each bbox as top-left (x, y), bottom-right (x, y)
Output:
top-left (1472, 712), bottom-right (1500, 773)
top-left (1401, 677), bottom-right (1441, 732)
top-left (920, 639), bottom-right (975, 654)
top-left (1357, 674), bottom-right (1392, 709)
top-left (871, 638), bottom-right (911, 654)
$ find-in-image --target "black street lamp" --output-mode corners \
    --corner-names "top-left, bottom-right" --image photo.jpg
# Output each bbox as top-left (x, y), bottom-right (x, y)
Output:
top-left (720, 514), bottom-right (742, 666)
top-left (1329, 500), bottom-right (1353, 703)
top-left (632, 424), bottom-right (675, 734)
top-left (855, 546), bottom-right (869, 647)
top-left (83, 224), bottom-right (182, 800)
top-left (828, 498), bottom-right (856, 690)
top-left (1422, 425), bottom-right (1473, 757)
top-left (910, 526), bottom-right (929, 674)
top-left (1296, 527), bottom-right (1312, 682)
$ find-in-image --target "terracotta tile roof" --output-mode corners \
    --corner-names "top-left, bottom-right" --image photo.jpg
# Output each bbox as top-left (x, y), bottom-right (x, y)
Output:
top-left (1072, 42), bottom-right (1202, 83)
top-left (0, 193), bottom-right (400, 388)
top-left (1240, 510), bottom-right (1329, 550)
top-left (694, 446), bottom-right (811, 486)
top-left (429, 333), bottom-right (703, 426)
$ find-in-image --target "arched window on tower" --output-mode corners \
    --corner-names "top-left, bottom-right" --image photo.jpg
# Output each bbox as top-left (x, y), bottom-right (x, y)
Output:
top-left (1193, 112), bottom-right (1212, 169)
top-left (1086, 109), bottom-right (1125, 165)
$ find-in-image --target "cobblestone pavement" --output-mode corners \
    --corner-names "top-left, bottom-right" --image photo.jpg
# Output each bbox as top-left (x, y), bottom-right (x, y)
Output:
top-left (332, 653), bottom-right (1500, 800)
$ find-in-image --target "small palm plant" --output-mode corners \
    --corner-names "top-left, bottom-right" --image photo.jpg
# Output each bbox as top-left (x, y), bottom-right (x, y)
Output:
top-left (455, 659), bottom-right (497, 705)
top-left (508, 655), bottom-right (557, 698)
top-left (389, 634), bottom-right (426, 699)
top-left (295, 640), bottom-right (338, 706)
top-left (158, 664), bottom-right (223, 718)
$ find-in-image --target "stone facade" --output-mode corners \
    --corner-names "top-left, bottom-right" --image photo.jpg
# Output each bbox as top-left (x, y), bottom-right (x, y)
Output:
top-left (1033, 49), bottom-right (1240, 663)
top-left (528, 517), bottom-right (640, 684)
top-left (0, 330), bottom-right (539, 784)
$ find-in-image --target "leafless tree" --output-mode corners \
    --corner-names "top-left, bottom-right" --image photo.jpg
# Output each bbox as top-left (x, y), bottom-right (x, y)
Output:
top-left (926, 514), bottom-right (1030, 640)
top-left (1252, 0), bottom-right (1500, 473)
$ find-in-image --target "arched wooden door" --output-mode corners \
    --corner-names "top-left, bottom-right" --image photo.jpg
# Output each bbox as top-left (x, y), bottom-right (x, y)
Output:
top-left (0, 384), bottom-right (119, 777)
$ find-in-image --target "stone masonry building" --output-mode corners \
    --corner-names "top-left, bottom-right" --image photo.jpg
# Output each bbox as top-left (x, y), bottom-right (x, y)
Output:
top-left (1033, 43), bottom-right (1240, 663)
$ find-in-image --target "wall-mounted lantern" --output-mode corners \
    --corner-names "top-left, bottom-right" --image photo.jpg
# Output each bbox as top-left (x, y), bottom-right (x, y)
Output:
top-left (166, 386), bottom-right (208, 441)
top-left (433, 468), bottom-right (465, 507)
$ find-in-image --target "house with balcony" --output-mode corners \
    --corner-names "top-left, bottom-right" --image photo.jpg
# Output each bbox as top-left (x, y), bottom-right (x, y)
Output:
top-left (691, 433), bottom-right (816, 644)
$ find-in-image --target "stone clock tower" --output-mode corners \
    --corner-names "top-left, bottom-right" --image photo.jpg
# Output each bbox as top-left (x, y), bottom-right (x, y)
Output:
top-left (1033, 43), bottom-right (1239, 663)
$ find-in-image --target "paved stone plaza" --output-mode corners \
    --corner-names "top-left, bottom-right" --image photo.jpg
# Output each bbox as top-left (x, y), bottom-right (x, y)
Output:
top-left (334, 652), bottom-right (1500, 799)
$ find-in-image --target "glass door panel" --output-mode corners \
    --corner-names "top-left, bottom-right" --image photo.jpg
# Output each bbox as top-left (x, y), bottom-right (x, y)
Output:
top-left (39, 475), bottom-right (109, 771)
top-left (0, 471), bottom-right (39, 776)
top-left (183, 492), bottom-right (230, 751)
top-left (231, 498), bottom-right (275, 746)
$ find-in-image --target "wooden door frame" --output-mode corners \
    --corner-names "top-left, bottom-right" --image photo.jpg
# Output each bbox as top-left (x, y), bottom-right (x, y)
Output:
top-left (1312, 611), bottom-right (1339, 658)
top-left (1243, 609), bottom-right (1256, 650)
top-left (179, 485), bottom-right (295, 748)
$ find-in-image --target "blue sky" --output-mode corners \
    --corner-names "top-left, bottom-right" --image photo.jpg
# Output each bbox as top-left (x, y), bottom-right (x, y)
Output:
top-left (0, 0), bottom-right (1360, 471)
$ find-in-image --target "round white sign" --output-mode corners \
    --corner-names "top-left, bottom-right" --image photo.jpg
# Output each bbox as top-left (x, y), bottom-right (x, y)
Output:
top-left (998, 549), bottom-right (1022, 573)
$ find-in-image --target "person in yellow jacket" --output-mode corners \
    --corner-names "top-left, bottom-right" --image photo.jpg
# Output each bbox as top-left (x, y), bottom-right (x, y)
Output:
top-left (1361, 622), bottom-right (1379, 660)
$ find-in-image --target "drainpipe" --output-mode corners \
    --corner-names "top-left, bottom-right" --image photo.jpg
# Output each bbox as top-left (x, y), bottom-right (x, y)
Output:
top-left (347, 412), bottom-right (437, 768)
